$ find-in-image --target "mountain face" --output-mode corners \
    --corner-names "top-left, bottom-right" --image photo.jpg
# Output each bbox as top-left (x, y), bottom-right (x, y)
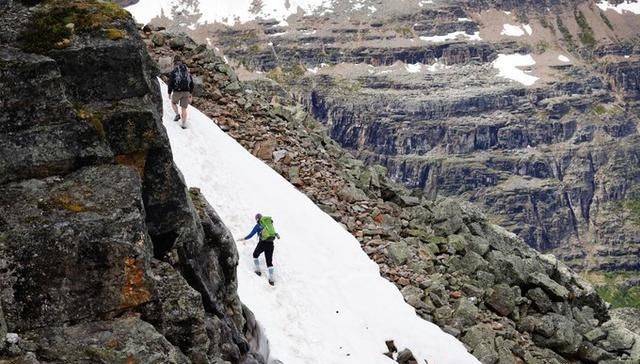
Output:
top-left (0, 1), bottom-right (262, 363)
top-left (140, 23), bottom-right (640, 363)
top-left (136, 0), bottom-right (640, 282)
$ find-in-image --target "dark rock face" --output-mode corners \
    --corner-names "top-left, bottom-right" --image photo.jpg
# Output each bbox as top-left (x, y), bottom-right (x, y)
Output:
top-left (0, 166), bottom-right (153, 332)
top-left (604, 60), bottom-right (640, 100)
top-left (19, 317), bottom-right (191, 363)
top-left (0, 1), bottom-right (260, 363)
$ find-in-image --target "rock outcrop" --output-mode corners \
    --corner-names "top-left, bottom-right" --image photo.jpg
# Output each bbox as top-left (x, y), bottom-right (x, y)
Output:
top-left (0, 1), bottom-right (260, 363)
top-left (141, 27), bottom-right (640, 364)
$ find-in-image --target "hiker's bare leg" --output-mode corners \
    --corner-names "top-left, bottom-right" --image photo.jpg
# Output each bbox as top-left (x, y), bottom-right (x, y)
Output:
top-left (181, 106), bottom-right (188, 124)
top-left (171, 101), bottom-right (179, 115)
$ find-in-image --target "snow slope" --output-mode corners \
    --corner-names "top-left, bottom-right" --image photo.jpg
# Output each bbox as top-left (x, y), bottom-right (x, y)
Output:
top-left (159, 80), bottom-right (480, 364)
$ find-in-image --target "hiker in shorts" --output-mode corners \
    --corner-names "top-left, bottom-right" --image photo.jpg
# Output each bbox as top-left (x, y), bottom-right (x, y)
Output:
top-left (238, 213), bottom-right (280, 285)
top-left (168, 56), bottom-right (194, 129)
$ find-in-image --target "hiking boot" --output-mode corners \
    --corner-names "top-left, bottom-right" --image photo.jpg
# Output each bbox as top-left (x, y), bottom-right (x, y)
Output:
top-left (181, 123), bottom-right (187, 129)
top-left (173, 114), bottom-right (181, 122)
top-left (268, 279), bottom-right (275, 286)
top-left (254, 270), bottom-right (262, 276)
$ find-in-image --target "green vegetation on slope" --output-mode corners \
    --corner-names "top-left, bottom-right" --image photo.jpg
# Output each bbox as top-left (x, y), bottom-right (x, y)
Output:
top-left (18, 0), bottom-right (129, 53)
top-left (575, 10), bottom-right (596, 48)
top-left (585, 272), bottom-right (640, 309)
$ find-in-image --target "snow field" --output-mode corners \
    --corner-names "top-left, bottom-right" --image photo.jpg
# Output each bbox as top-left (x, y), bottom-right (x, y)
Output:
top-left (159, 80), bottom-right (481, 364)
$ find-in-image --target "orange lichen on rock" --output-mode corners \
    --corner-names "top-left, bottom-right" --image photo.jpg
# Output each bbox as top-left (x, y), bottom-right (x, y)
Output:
top-left (114, 151), bottom-right (148, 176)
top-left (121, 257), bottom-right (151, 308)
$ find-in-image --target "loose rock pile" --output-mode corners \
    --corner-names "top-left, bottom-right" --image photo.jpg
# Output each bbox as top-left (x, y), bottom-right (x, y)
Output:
top-left (143, 27), bottom-right (640, 364)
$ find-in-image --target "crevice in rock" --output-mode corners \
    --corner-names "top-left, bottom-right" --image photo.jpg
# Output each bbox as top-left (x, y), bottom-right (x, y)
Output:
top-left (150, 230), bottom-right (179, 259)
top-left (563, 191), bottom-right (581, 241)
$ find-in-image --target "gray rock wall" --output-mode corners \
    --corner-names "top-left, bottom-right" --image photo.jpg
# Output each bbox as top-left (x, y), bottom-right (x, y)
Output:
top-left (0, 1), bottom-right (260, 363)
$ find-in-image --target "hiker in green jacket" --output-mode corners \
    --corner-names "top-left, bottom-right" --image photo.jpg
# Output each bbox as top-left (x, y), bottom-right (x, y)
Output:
top-left (238, 213), bottom-right (280, 285)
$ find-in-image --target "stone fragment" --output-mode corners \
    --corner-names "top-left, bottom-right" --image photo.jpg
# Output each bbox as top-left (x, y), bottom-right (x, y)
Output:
top-left (397, 348), bottom-right (417, 364)
top-left (448, 234), bottom-right (467, 253)
top-left (273, 149), bottom-right (288, 162)
top-left (338, 185), bottom-right (368, 203)
top-left (577, 341), bottom-right (613, 363)
top-left (224, 81), bottom-right (243, 94)
top-left (169, 36), bottom-right (186, 50)
top-left (253, 139), bottom-right (277, 160)
top-left (151, 32), bottom-right (165, 47)
top-left (529, 273), bottom-right (570, 300)
top-left (603, 327), bottom-right (636, 351)
top-left (584, 328), bottom-right (607, 343)
top-left (527, 288), bottom-right (553, 313)
top-left (533, 314), bottom-right (583, 355)
top-left (158, 56), bottom-right (174, 73)
top-left (473, 342), bottom-right (499, 364)
top-left (454, 297), bottom-right (479, 327)
top-left (461, 251), bottom-right (489, 274)
top-left (398, 195), bottom-right (420, 207)
top-left (476, 271), bottom-right (496, 288)
top-left (486, 284), bottom-right (516, 316)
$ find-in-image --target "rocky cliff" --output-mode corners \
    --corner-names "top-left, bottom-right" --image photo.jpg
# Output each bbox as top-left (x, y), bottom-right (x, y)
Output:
top-left (0, 1), bottom-right (261, 363)
top-left (173, 0), bottom-right (640, 282)
top-left (141, 25), bottom-right (640, 364)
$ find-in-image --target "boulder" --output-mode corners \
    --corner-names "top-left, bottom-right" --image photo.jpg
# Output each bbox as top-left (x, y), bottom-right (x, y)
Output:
top-left (158, 56), bottom-right (174, 74)
top-left (388, 241), bottom-right (411, 266)
top-left (447, 234), bottom-right (467, 253)
top-left (473, 342), bottom-right (499, 364)
top-left (453, 297), bottom-right (479, 327)
top-left (253, 140), bottom-right (277, 160)
top-left (397, 348), bottom-right (417, 364)
top-left (460, 251), bottom-right (489, 274)
top-left (533, 314), bottom-right (583, 355)
top-left (462, 324), bottom-right (496, 349)
top-left (527, 288), bottom-right (553, 313)
top-left (151, 32), bottom-right (165, 47)
top-left (192, 75), bottom-right (204, 97)
top-left (528, 273), bottom-right (570, 300)
top-left (577, 341), bottom-right (613, 363)
top-left (486, 284), bottom-right (516, 316)
top-left (584, 327), bottom-right (607, 343)
top-left (603, 327), bottom-right (636, 352)
top-left (338, 185), bottom-right (368, 203)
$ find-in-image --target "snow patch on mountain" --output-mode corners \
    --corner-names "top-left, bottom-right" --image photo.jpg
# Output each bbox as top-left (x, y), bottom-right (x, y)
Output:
top-left (596, 0), bottom-right (640, 14)
top-left (420, 31), bottom-right (482, 43)
top-left (501, 24), bottom-right (532, 37)
top-left (493, 54), bottom-right (539, 86)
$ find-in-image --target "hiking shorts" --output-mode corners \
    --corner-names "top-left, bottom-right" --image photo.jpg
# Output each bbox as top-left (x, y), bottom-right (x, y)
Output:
top-left (171, 91), bottom-right (191, 108)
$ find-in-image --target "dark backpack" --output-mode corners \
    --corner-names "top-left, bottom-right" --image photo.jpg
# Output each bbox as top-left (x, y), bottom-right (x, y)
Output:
top-left (173, 64), bottom-right (192, 91)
